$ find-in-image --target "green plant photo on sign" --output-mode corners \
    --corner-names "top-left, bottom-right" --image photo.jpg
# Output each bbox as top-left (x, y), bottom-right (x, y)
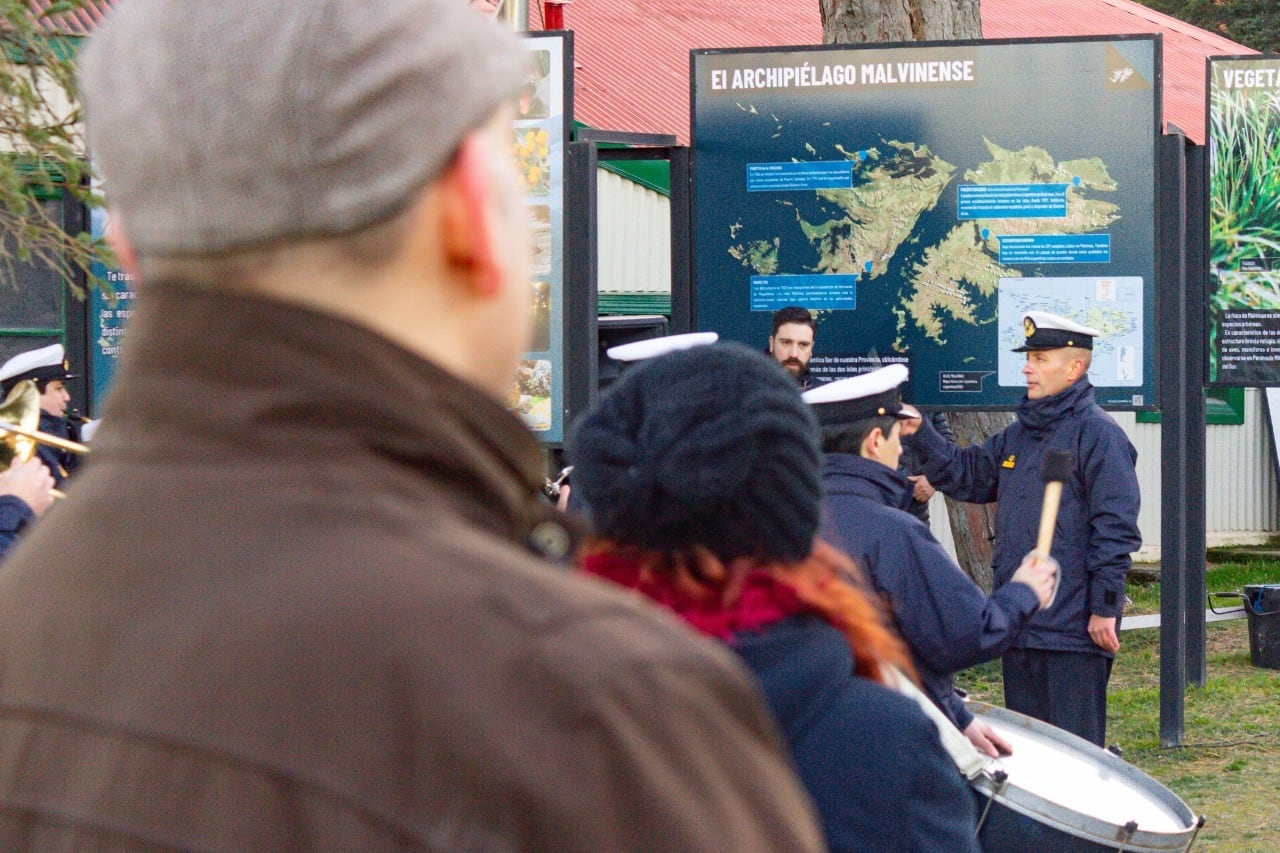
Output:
top-left (1207, 58), bottom-right (1280, 385)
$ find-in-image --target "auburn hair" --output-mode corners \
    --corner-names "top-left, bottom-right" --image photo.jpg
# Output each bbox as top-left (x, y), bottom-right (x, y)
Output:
top-left (579, 537), bottom-right (915, 686)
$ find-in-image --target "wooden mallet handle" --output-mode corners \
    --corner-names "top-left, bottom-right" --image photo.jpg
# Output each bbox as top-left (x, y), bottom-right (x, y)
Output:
top-left (1036, 449), bottom-right (1075, 556)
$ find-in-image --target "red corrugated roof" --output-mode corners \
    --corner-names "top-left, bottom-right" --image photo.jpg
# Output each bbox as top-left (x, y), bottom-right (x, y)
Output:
top-left (547, 0), bottom-right (1255, 145)
top-left (46, 1), bottom-right (1255, 145)
top-left (28, 0), bottom-right (114, 35)
top-left (531, 0), bottom-right (821, 144)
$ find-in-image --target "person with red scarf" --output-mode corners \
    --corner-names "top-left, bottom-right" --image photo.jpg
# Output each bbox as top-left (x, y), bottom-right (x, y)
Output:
top-left (568, 341), bottom-right (980, 853)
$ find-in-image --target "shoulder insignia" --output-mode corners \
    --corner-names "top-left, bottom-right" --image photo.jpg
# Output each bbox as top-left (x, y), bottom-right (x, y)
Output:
top-left (1001, 454), bottom-right (1016, 469)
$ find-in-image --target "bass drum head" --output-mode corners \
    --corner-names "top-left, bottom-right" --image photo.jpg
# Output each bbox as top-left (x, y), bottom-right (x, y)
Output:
top-left (968, 702), bottom-right (1199, 852)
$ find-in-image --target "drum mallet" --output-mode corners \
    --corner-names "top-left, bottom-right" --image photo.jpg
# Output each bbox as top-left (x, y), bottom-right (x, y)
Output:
top-left (1035, 449), bottom-right (1074, 608)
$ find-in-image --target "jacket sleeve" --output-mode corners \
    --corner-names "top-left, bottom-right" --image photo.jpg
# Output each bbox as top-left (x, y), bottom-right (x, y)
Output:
top-left (0, 495), bottom-right (35, 562)
top-left (1081, 423), bottom-right (1142, 617)
top-left (908, 414), bottom-right (1004, 504)
top-left (941, 688), bottom-right (974, 731)
top-left (931, 412), bottom-right (958, 444)
top-left (888, 522), bottom-right (1040, 676)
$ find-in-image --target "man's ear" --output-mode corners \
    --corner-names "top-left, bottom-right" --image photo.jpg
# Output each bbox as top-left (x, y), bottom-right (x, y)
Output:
top-left (434, 133), bottom-right (505, 298)
top-left (860, 427), bottom-right (883, 460)
top-left (1068, 355), bottom-right (1087, 381)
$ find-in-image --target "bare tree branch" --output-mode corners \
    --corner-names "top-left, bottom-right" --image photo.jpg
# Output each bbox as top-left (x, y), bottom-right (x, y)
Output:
top-left (0, 0), bottom-right (110, 296)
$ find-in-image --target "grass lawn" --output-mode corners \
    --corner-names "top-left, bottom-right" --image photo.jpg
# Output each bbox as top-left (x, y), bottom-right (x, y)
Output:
top-left (955, 561), bottom-right (1280, 851)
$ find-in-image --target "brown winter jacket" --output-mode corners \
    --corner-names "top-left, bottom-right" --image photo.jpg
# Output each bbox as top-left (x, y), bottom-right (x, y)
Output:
top-left (0, 285), bottom-right (824, 851)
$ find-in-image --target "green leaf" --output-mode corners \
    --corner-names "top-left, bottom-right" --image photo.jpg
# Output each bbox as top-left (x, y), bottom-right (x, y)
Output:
top-left (37, 2), bottom-right (79, 19)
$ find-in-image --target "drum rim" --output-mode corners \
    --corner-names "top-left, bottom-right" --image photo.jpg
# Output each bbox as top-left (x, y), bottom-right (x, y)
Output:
top-left (968, 702), bottom-right (1198, 851)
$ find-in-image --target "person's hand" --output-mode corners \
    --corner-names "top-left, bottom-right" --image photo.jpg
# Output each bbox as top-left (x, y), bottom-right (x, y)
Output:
top-left (898, 404), bottom-right (922, 436)
top-left (556, 484), bottom-right (571, 512)
top-left (0, 457), bottom-right (55, 518)
top-left (907, 474), bottom-right (936, 503)
top-left (963, 718), bottom-right (1012, 758)
top-left (1089, 614), bottom-right (1120, 652)
top-left (1010, 551), bottom-right (1058, 610)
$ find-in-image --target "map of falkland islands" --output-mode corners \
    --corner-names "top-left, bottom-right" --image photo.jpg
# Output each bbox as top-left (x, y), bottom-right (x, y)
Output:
top-left (904, 223), bottom-right (1020, 345)
top-left (907, 139), bottom-right (1120, 345)
top-left (800, 142), bottom-right (954, 280)
top-left (730, 140), bottom-right (954, 280)
top-left (728, 135), bottom-right (1125, 351)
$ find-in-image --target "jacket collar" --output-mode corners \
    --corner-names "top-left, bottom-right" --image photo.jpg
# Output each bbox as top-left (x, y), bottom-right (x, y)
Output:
top-left (97, 283), bottom-right (574, 558)
top-left (820, 453), bottom-right (912, 511)
top-left (1016, 377), bottom-right (1095, 436)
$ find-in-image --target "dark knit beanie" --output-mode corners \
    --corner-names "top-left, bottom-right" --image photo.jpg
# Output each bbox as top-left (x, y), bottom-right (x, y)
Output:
top-left (567, 341), bottom-right (822, 563)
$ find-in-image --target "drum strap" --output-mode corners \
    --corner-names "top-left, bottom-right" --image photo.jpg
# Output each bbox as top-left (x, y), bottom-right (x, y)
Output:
top-left (886, 667), bottom-right (988, 779)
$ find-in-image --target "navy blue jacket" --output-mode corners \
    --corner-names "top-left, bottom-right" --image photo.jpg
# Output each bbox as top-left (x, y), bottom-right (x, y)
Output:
top-left (36, 411), bottom-right (80, 487)
top-left (820, 454), bottom-right (1039, 730)
top-left (0, 495), bottom-right (34, 562)
top-left (733, 615), bottom-right (979, 853)
top-left (909, 379), bottom-right (1141, 656)
top-left (898, 412), bottom-right (955, 523)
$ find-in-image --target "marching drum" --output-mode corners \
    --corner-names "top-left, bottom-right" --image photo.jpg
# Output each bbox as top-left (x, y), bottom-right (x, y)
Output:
top-left (967, 702), bottom-right (1204, 852)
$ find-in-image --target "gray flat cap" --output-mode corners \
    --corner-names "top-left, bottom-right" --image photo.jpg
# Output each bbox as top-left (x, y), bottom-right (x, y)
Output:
top-left (80, 0), bottom-right (528, 256)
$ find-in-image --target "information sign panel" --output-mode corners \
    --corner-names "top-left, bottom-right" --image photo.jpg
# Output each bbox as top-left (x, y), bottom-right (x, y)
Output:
top-left (1207, 55), bottom-right (1280, 386)
top-left (693, 36), bottom-right (1159, 408)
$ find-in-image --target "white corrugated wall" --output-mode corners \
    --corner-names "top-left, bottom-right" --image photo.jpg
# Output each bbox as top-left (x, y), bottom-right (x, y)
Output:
top-left (1209, 391), bottom-right (1280, 537)
top-left (1116, 390), bottom-right (1280, 558)
top-left (596, 169), bottom-right (670, 298)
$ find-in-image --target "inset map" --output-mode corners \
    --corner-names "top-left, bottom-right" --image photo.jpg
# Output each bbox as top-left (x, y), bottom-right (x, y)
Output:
top-left (997, 276), bottom-right (1143, 389)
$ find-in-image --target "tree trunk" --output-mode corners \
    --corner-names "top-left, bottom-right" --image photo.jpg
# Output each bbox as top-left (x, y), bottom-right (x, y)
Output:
top-left (819, 0), bottom-right (981, 44)
top-left (820, 0), bottom-right (998, 585)
top-left (942, 411), bottom-right (1014, 591)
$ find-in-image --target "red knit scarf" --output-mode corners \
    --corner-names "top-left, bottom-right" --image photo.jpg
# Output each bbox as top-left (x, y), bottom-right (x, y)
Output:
top-left (580, 550), bottom-right (810, 642)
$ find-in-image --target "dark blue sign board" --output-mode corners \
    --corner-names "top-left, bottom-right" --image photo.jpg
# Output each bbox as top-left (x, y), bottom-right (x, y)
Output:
top-left (692, 36), bottom-right (1160, 409)
top-left (86, 204), bottom-right (136, 415)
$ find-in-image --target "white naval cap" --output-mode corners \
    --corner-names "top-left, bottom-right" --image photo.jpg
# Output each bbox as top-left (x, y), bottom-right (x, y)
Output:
top-left (1013, 310), bottom-right (1101, 352)
top-left (606, 331), bottom-right (719, 363)
top-left (802, 363), bottom-right (916, 425)
top-left (0, 343), bottom-right (75, 392)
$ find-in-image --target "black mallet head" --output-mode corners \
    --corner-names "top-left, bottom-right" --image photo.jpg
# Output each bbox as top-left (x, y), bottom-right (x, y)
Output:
top-left (1043, 449), bottom-right (1075, 483)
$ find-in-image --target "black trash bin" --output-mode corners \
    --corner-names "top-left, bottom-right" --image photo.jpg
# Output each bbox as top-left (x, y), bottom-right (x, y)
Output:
top-left (1209, 584), bottom-right (1280, 670)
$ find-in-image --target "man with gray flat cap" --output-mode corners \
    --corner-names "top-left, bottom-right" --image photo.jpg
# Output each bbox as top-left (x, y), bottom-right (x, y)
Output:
top-left (905, 310), bottom-right (1141, 747)
top-left (0, 2), bottom-right (823, 848)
